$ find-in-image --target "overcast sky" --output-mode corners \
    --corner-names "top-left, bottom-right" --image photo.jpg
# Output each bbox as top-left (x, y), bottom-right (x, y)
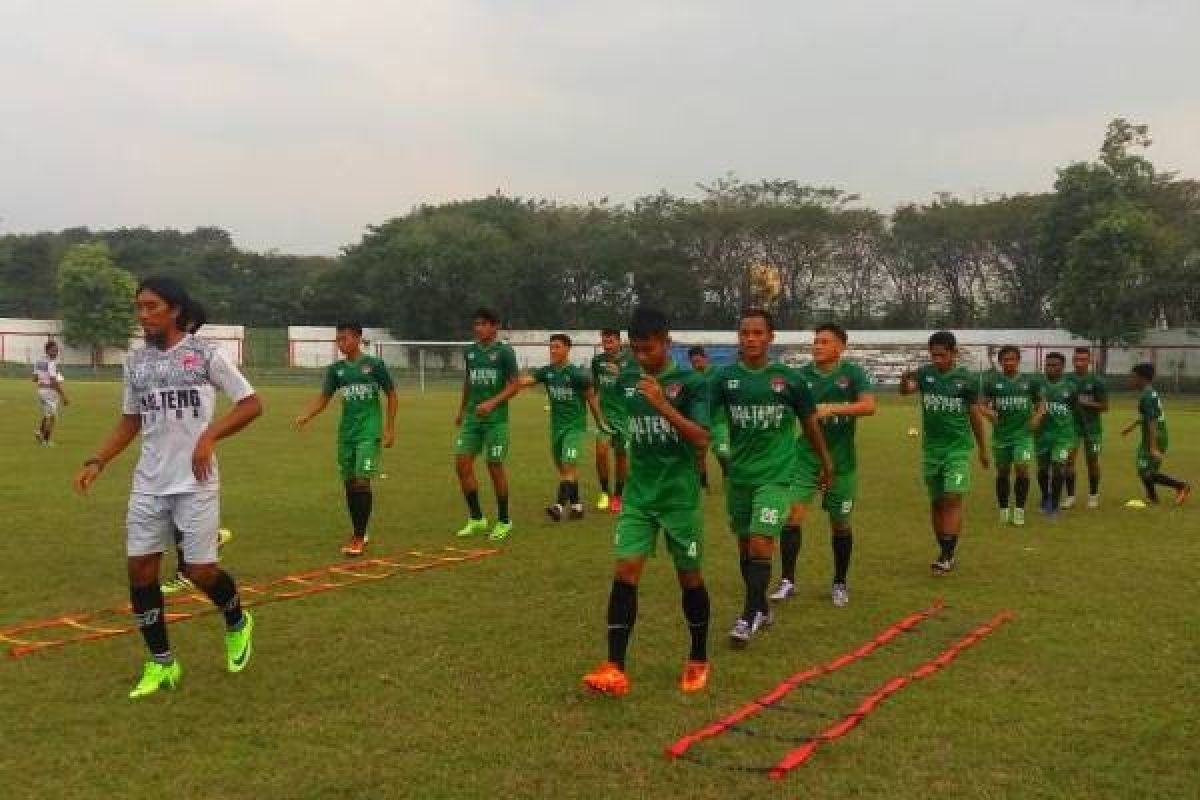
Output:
top-left (2, 0), bottom-right (1197, 254)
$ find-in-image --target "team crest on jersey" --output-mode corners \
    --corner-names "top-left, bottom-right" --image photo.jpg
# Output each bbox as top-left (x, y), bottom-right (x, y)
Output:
top-left (726, 379), bottom-right (740, 390)
top-left (624, 387), bottom-right (637, 398)
top-left (665, 383), bottom-right (682, 400)
top-left (836, 376), bottom-right (850, 389)
top-left (467, 352), bottom-right (475, 361)
top-left (770, 376), bottom-right (787, 393)
top-left (924, 375), bottom-right (935, 384)
top-left (181, 352), bottom-right (200, 370)
top-left (488, 352), bottom-right (498, 362)
top-left (361, 364), bottom-right (372, 375)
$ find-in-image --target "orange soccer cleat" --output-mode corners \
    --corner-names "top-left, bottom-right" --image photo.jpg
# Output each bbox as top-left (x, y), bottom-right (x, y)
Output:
top-left (582, 661), bottom-right (630, 697)
top-left (679, 660), bottom-right (710, 693)
top-left (341, 535), bottom-right (368, 556)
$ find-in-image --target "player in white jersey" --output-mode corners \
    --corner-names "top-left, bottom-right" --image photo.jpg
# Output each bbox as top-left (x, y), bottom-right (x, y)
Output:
top-left (74, 276), bottom-right (263, 699)
top-left (32, 340), bottom-right (69, 445)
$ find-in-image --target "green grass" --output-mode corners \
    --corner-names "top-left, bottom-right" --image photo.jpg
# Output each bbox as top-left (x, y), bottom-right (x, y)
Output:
top-left (1, 378), bottom-right (1197, 799)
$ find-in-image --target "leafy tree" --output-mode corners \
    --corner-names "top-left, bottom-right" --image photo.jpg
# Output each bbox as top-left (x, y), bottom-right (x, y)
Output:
top-left (57, 243), bottom-right (137, 364)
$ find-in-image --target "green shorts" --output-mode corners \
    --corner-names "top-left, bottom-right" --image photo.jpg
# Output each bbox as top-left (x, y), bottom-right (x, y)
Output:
top-left (613, 504), bottom-right (703, 570)
top-left (922, 450), bottom-right (972, 499)
top-left (455, 419), bottom-right (510, 463)
top-left (552, 428), bottom-right (585, 465)
top-left (339, 438), bottom-right (382, 481)
top-left (1080, 431), bottom-right (1103, 457)
top-left (993, 435), bottom-right (1035, 469)
top-left (594, 420), bottom-right (629, 453)
top-left (792, 465), bottom-right (857, 521)
top-left (1136, 444), bottom-right (1165, 474)
top-left (726, 482), bottom-right (793, 538)
top-left (1036, 435), bottom-right (1078, 466)
top-left (710, 420), bottom-right (731, 460)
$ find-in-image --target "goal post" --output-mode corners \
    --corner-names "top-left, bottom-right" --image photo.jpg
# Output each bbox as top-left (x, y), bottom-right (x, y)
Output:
top-left (373, 340), bottom-right (471, 393)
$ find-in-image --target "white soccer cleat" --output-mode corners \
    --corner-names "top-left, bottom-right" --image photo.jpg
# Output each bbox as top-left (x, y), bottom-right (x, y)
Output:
top-left (1087, 495), bottom-right (1100, 509)
top-left (831, 583), bottom-right (850, 608)
top-left (1061, 496), bottom-right (1076, 510)
top-left (769, 579), bottom-right (795, 602)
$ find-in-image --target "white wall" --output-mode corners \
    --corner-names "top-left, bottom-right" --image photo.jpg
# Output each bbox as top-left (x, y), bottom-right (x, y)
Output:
top-left (0, 319), bottom-right (245, 366)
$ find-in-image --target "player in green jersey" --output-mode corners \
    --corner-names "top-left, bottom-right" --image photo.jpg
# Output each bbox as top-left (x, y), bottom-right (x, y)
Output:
top-left (689, 346), bottom-right (730, 489)
top-left (581, 308), bottom-right (713, 697)
top-left (899, 331), bottom-right (989, 575)
top-left (519, 334), bottom-right (610, 521)
top-left (710, 309), bottom-right (832, 646)
top-left (453, 308), bottom-right (521, 541)
top-left (1122, 363), bottom-right (1190, 505)
top-left (773, 324), bottom-right (874, 607)
top-left (1064, 347), bottom-right (1109, 509)
top-left (1034, 352), bottom-right (1080, 516)
top-left (591, 328), bottom-right (635, 513)
top-left (296, 322), bottom-right (398, 556)
top-left (981, 345), bottom-right (1043, 527)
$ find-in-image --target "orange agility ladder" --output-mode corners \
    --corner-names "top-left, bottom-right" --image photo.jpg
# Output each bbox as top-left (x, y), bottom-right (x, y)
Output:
top-left (2, 547), bottom-right (499, 660)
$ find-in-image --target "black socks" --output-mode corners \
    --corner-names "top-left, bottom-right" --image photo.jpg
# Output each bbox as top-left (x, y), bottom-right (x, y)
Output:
top-left (202, 570), bottom-right (245, 630)
top-left (607, 580), bottom-right (638, 669)
top-left (131, 584), bottom-right (171, 662)
top-left (464, 489), bottom-right (483, 519)
top-left (681, 585), bottom-right (710, 662)
top-left (779, 526), bottom-right (801, 583)
top-left (345, 485), bottom-right (372, 537)
top-left (832, 531), bottom-right (853, 584)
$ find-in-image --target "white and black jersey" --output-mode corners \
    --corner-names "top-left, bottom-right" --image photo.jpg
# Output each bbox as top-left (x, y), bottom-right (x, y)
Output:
top-left (121, 335), bottom-right (255, 496)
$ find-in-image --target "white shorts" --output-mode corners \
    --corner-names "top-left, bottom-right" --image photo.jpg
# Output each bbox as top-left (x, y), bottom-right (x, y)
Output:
top-left (126, 492), bottom-right (220, 564)
top-left (37, 388), bottom-right (60, 417)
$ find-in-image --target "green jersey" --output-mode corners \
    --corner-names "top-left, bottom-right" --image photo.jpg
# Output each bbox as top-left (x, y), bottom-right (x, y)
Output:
top-left (463, 341), bottom-right (519, 423)
top-left (619, 360), bottom-right (709, 511)
top-left (532, 362), bottom-right (592, 433)
top-left (693, 365), bottom-right (727, 425)
top-left (710, 361), bottom-right (816, 486)
top-left (1137, 385), bottom-right (1169, 450)
top-left (1039, 377), bottom-right (1078, 440)
top-left (1071, 372), bottom-right (1108, 436)
top-left (983, 371), bottom-right (1042, 441)
top-left (322, 355), bottom-right (394, 442)
top-left (591, 351), bottom-right (636, 423)
top-left (795, 359), bottom-right (873, 474)
top-left (914, 364), bottom-right (979, 454)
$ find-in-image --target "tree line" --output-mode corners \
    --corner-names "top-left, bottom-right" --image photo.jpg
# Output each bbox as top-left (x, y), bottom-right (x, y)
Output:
top-left (2, 119), bottom-right (1197, 354)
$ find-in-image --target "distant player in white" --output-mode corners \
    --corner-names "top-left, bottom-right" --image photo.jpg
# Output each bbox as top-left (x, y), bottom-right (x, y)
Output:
top-left (74, 276), bottom-right (263, 699)
top-left (32, 340), bottom-right (69, 445)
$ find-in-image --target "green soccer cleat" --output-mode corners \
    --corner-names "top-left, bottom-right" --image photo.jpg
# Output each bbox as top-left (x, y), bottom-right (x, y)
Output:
top-left (488, 519), bottom-right (514, 541)
top-left (225, 612), bottom-right (254, 673)
top-left (161, 572), bottom-right (195, 596)
top-left (1012, 508), bottom-right (1026, 527)
top-left (999, 508), bottom-right (1011, 525)
top-left (455, 517), bottom-right (489, 538)
top-left (128, 660), bottom-right (182, 699)
top-left (218, 527), bottom-right (234, 548)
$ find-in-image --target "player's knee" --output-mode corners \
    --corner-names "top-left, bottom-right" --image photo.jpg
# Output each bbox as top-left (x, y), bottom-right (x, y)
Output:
top-left (676, 569), bottom-right (704, 590)
top-left (347, 478), bottom-right (371, 493)
top-left (614, 559), bottom-right (644, 584)
top-left (181, 562), bottom-right (219, 587)
top-left (127, 556), bottom-right (160, 587)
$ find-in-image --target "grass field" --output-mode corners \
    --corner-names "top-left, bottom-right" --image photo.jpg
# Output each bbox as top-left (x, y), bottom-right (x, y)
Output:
top-left (1, 377), bottom-right (1197, 799)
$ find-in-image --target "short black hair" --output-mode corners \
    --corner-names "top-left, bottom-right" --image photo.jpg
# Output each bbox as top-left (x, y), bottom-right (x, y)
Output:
top-left (1074, 346), bottom-right (1091, 355)
top-left (549, 333), bottom-right (572, 347)
top-left (473, 307), bottom-right (500, 325)
top-left (336, 322), bottom-right (364, 335)
top-left (740, 307), bottom-right (774, 332)
top-left (1045, 351), bottom-right (1065, 364)
top-left (997, 345), bottom-right (1020, 359)
top-left (687, 345), bottom-right (706, 358)
top-left (45, 340), bottom-right (59, 352)
top-left (928, 330), bottom-right (957, 350)
top-left (600, 327), bottom-right (620, 338)
top-left (815, 323), bottom-right (848, 344)
top-left (628, 307), bottom-right (669, 340)
top-left (1132, 362), bottom-right (1155, 381)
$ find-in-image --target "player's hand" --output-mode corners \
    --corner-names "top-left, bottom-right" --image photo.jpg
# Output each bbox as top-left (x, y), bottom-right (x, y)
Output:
top-left (979, 451), bottom-right (992, 470)
top-left (294, 414), bottom-right (309, 430)
top-left (637, 376), bottom-right (666, 408)
top-left (62, 397), bottom-right (70, 407)
top-left (815, 403), bottom-right (838, 420)
top-left (192, 433), bottom-right (216, 481)
top-left (475, 400), bottom-right (496, 418)
top-left (74, 463), bottom-right (102, 495)
top-left (383, 429), bottom-right (396, 448)
top-left (1151, 448), bottom-right (1164, 461)
top-left (454, 411), bottom-right (464, 427)
top-left (818, 463), bottom-right (833, 491)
